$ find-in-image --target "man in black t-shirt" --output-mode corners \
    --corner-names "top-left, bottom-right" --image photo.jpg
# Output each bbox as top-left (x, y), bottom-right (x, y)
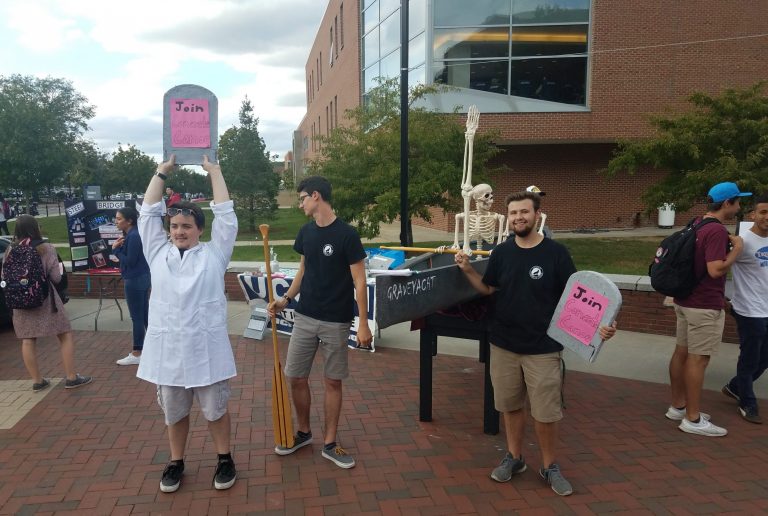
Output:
top-left (456, 191), bottom-right (615, 496)
top-left (268, 176), bottom-right (372, 469)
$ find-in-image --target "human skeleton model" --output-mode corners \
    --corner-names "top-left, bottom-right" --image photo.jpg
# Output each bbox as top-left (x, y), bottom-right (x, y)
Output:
top-left (453, 183), bottom-right (506, 250)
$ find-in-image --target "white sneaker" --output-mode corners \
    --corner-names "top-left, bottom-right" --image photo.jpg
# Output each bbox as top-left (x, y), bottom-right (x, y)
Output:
top-left (678, 417), bottom-right (727, 437)
top-left (116, 354), bottom-right (141, 366)
top-left (665, 406), bottom-right (710, 421)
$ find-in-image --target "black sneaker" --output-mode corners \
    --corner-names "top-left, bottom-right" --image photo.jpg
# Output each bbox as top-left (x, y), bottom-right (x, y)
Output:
top-left (160, 460), bottom-right (184, 493)
top-left (32, 378), bottom-right (51, 392)
top-left (213, 457), bottom-right (237, 490)
top-left (274, 431), bottom-right (313, 455)
top-left (65, 374), bottom-right (93, 389)
top-left (739, 405), bottom-right (763, 424)
top-left (722, 384), bottom-right (739, 402)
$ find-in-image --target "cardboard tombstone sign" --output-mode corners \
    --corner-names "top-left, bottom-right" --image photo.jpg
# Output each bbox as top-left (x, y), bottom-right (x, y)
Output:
top-left (547, 271), bottom-right (622, 363)
top-left (163, 84), bottom-right (218, 165)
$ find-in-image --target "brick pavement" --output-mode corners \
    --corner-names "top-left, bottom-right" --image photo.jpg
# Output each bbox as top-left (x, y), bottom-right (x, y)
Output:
top-left (0, 328), bottom-right (766, 515)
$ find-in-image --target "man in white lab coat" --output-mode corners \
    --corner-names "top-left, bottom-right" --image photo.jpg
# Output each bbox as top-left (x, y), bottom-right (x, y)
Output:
top-left (137, 154), bottom-right (238, 494)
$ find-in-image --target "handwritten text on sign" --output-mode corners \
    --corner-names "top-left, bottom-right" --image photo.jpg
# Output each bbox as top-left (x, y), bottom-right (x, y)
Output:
top-left (170, 98), bottom-right (210, 148)
top-left (556, 281), bottom-right (609, 346)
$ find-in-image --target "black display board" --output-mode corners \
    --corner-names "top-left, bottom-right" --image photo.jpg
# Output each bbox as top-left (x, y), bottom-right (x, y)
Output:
top-left (64, 199), bottom-right (137, 272)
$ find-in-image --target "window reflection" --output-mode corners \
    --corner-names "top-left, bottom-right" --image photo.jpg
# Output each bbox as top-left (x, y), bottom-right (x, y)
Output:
top-left (409, 32), bottom-right (426, 68)
top-left (409, 0), bottom-right (426, 38)
top-left (363, 28), bottom-right (380, 68)
top-left (380, 11), bottom-right (400, 56)
top-left (512, 0), bottom-right (590, 24)
top-left (433, 60), bottom-right (509, 95)
top-left (380, 50), bottom-right (400, 80)
top-left (434, 0), bottom-right (510, 27)
top-left (509, 57), bottom-right (587, 104)
top-left (380, 0), bottom-right (399, 19)
top-left (434, 27), bottom-right (510, 61)
top-left (364, 64), bottom-right (379, 93)
top-left (510, 24), bottom-right (587, 57)
top-left (363, 1), bottom-right (379, 35)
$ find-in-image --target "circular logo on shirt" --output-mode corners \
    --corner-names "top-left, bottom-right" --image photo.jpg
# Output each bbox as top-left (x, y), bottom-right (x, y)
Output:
top-left (529, 266), bottom-right (544, 280)
top-left (323, 244), bottom-right (334, 256)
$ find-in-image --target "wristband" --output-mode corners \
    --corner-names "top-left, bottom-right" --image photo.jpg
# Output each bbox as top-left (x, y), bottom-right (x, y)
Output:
top-left (282, 294), bottom-right (292, 304)
top-left (155, 171), bottom-right (167, 180)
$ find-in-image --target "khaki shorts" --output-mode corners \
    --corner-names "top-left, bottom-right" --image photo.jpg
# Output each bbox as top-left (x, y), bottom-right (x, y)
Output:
top-left (157, 380), bottom-right (231, 426)
top-left (674, 304), bottom-right (725, 356)
top-left (489, 345), bottom-right (563, 423)
top-left (285, 313), bottom-right (351, 380)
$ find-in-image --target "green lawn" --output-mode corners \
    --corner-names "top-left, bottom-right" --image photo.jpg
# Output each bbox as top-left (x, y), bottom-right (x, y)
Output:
top-left (15, 213), bottom-right (659, 275)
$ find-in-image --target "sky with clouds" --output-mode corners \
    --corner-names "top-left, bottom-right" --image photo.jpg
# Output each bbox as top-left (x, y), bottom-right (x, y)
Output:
top-left (0, 0), bottom-right (326, 161)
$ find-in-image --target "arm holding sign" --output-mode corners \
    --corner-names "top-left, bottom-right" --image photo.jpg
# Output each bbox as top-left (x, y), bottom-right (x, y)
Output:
top-left (599, 322), bottom-right (617, 341)
top-left (454, 250), bottom-right (496, 296)
top-left (144, 154), bottom-right (176, 205)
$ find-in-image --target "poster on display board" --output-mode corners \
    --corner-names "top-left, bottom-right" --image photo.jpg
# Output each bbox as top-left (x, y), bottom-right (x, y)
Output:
top-left (64, 199), bottom-right (137, 272)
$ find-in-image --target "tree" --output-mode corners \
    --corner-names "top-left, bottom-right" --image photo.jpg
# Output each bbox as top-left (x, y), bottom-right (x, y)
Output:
top-left (308, 77), bottom-right (500, 238)
top-left (103, 144), bottom-right (156, 196)
top-left (168, 166), bottom-right (211, 198)
top-left (218, 97), bottom-right (278, 231)
top-left (0, 74), bottom-right (95, 201)
top-left (605, 82), bottom-right (768, 213)
top-left (68, 139), bottom-right (108, 195)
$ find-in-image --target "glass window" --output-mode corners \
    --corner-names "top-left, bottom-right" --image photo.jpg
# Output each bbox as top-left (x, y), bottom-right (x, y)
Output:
top-left (433, 27), bottom-right (510, 61)
top-left (380, 49), bottom-right (400, 80)
top-left (380, 0), bottom-right (399, 19)
top-left (363, 28), bottom-right (380, 68)
top-left (409, 64), bottom-right (426, 86)
top-left (434, 0), bottom-right (510, 27)
top-left (509, 57), bottom-right (587, 104)
top-left (363, 64), bottom-right (380, 93)
top-left (433, 59), bottom-right (509, 95)
top-left (409, 0), bottom-right (426, 38)
top-left (380, 11), bottom-right (400, 57)
top-left (409, 31), bottom-right (426, 68)
top-left (512, 0), bottom-right (590, 24)
top-left (511, 24), bottom-right (587, 57)
top-left (363, 1), bottom-right (379, 35)
top-left (363, 0), bottom-right (377, 11)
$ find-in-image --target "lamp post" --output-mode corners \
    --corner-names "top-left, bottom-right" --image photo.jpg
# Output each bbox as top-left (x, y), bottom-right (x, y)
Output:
top-left (399, 0), bottom-right (412, 246)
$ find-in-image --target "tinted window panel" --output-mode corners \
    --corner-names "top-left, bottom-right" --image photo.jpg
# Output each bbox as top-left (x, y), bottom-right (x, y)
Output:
top-left (434, 0), bottom-right (510, 27)
top-left (512, 0), bottom-right (590, 24)
top-left (511, 24), bottom-right (587, 57)
top-left (434, 27), bottom-right (510, 61)
top-left (509, 57), bottom-right (587, 104)
top-left (433, 59), bottom-right (509, 95)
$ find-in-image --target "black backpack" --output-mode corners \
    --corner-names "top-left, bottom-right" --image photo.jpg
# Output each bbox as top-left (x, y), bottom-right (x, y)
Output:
top-left (649, 217), bottom-right (720, 299)
top-left (30, 239), bottom-right (69, 305)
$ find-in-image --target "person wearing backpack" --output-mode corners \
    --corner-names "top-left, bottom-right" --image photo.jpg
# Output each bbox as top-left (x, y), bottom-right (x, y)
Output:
top-left (667, 182), bottom-right (749, 437)
top-left (2, 215), bottom-right (92, 391)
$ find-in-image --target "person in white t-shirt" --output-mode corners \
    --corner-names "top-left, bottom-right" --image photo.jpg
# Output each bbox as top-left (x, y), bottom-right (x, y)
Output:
top-left (722, 194), bottom-right (768, 424)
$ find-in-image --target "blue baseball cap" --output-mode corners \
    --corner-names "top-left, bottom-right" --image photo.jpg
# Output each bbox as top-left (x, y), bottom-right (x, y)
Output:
top-left (708, 182), bottom-right (752, 203)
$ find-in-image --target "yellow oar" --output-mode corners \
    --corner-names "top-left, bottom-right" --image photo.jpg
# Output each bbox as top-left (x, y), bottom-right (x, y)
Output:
top-left (259, 224), bottom-right (294, 449)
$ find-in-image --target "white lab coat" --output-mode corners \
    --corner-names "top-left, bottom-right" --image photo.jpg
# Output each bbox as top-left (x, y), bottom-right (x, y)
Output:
top-left (136, 200), bottom-right (238, 388)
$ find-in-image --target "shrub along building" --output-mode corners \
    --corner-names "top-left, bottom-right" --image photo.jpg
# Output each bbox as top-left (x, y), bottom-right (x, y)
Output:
top-left (293, 0), bottom-right (768, 231)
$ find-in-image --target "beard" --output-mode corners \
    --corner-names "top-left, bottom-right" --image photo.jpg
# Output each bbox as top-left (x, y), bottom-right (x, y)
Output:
top-left (512, 224), bottom-right (534, 238)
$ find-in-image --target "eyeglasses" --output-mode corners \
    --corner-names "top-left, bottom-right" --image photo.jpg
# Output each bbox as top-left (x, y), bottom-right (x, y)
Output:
top-left (167, 207), bottom-right (195, 217)
top-left (298, 194), bottom-right (311, 203)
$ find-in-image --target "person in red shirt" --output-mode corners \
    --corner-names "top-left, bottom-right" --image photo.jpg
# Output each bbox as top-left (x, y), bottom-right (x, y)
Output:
top-left (165, 186), bottom-right (182, 208)
top-left (667, 182), bottom-right (749, 437)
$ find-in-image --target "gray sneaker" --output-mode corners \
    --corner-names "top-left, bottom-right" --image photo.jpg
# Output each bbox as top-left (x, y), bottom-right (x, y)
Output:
top-left (539, 463), bottom-right (573, 496)
top-left (321, 445), bottom-right (356, 469)
top-left (64, 374), bottom-right (92, 389)
top-left (274, 431), bottom-right (313, 455)
top-left (490, 453), bottom-right (527, 482)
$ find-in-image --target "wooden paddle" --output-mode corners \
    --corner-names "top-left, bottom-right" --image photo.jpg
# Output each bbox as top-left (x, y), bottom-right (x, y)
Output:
top-left (259, 224), bottom-right (294, 449)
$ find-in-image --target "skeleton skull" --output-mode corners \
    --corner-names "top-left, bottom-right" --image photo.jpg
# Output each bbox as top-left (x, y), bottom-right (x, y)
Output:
top-left (471, 184), bottom-right (494, 213)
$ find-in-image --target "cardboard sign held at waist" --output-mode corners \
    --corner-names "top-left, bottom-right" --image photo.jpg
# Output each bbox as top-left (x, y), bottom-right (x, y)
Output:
top-left (547, 270), bottom-right (622, 363)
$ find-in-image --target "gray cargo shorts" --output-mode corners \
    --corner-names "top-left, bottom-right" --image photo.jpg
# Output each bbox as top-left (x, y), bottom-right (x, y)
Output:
top-left (284, 313), bottom-right (351, 380)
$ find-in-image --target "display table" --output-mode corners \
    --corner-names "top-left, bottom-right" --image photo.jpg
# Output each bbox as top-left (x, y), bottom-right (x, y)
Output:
top-left (238, 272), bottom-right (377, 350)
top-left (74, 269), bottom-right (123, 331)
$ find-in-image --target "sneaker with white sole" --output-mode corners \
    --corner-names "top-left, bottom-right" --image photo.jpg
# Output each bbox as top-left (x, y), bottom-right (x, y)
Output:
top-left (490, 453), bottom-right (527, 482)
top-left (116, 353), bottom-right (141, 366)
top-left (274, 431), bottom-right (313, 455)
top-left (665, 406), bottom-right (710, 421)
top-left (321, 445), bottom-right (356, 469)
top-left (539, 463), bottom-right (573, 496)
top-left (678, 417), bottom-right (727, 436)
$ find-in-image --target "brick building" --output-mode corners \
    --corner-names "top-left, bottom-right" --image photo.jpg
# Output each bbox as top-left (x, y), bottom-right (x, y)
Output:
top-left (294, 0), bottom-right (768, 231)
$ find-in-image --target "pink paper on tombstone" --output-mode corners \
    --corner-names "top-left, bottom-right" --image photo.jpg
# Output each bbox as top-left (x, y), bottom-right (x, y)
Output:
top-left (556, 281), bottom-right (609, 346)
top-left (170, 98), bottom-right (210, 148)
